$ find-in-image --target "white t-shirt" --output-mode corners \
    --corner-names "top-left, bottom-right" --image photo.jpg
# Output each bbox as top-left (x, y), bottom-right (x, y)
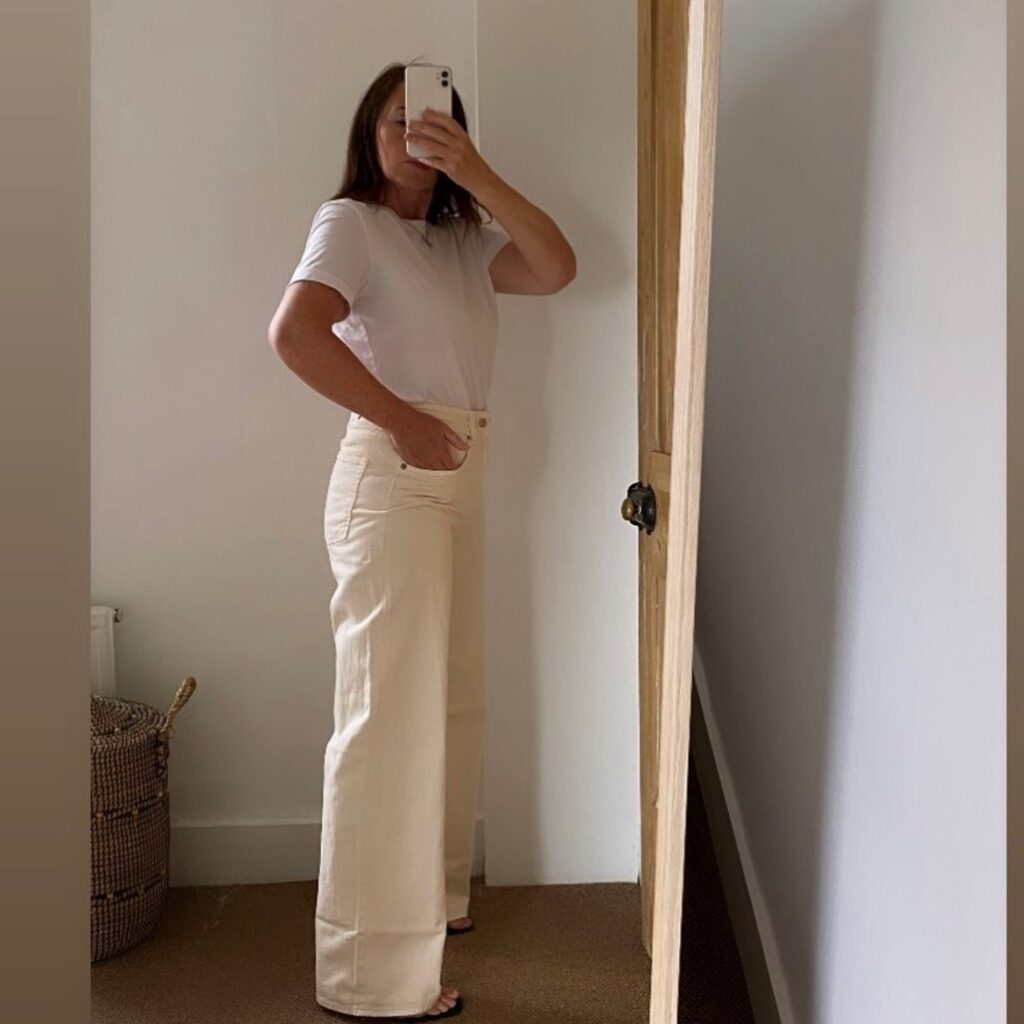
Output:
top-left (288, 197), bottom-right (511, 411)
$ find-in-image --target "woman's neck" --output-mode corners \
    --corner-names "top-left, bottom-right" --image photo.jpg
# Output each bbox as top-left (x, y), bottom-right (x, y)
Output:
top-left (382, 185), bottom-right (432, 220)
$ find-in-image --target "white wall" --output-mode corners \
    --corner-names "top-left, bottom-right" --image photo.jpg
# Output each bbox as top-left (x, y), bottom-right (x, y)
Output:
top-left (476, 0), bottom-right (639, 884)
top-left (92, 0), bottom-right (638, 886)
top-left (695, 1), bottom-right (1006, 1022)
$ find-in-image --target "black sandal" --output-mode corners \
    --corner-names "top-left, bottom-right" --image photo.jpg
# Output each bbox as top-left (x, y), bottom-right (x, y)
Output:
top-left (445, 921), bottom-right (474, 935)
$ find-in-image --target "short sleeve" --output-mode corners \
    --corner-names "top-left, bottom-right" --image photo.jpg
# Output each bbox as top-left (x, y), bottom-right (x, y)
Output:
top-left (289, 200), bottom-right (370, 305)
top-left (479, 221), bottom-right (512, 268)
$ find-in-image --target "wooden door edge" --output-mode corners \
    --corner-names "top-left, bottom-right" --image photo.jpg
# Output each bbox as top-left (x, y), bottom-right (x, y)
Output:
top-left (647, 1), bottom-right (723, 1023)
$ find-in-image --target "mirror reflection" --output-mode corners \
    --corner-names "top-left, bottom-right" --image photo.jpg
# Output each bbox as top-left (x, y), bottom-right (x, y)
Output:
top-left (89, 3), bottom-right (737, 1023)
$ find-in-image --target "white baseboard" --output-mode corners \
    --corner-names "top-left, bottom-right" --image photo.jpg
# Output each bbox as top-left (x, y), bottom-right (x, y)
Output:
top-left (692, 644), bottom-right (797, 1024)
top-left (169, 816), bottom-right (486, 888)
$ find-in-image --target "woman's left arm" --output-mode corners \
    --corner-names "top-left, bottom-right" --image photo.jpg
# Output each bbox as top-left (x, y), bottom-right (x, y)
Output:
top-left (408, 110), bottom-right (577, 295)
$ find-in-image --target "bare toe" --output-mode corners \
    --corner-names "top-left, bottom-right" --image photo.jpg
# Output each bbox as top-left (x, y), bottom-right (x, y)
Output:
top-left (419, 986), bottom-right (458, 1016)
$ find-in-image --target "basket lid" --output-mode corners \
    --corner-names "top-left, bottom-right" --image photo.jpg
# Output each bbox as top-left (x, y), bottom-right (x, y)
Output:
top-left (91, 696), bottom-right (165, 742)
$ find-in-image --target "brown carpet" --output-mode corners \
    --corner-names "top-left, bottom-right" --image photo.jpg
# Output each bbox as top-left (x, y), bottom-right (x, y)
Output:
top-left (92, 761), bottom-right (754, 1023)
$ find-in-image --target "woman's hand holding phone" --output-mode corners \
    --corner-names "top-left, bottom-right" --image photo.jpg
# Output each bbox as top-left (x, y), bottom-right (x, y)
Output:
top-left (405, 109), bottom-right (497, 196)
top-left (387, 408), bottom-right (471, 471)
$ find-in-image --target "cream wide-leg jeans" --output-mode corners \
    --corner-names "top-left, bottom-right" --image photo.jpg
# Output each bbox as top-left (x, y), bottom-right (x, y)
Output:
top-left (315, 401), bottom-right (489, 1017)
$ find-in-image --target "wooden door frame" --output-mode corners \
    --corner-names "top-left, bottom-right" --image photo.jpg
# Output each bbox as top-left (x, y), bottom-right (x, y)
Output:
top-left (646, 1), bottom-right (723, 1023)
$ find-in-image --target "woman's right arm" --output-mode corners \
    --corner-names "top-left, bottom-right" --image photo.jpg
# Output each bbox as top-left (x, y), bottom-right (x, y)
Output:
top-left (267, 281), bottom-right (469, 468)
top-left (267, 280), bottom-right (412, 432)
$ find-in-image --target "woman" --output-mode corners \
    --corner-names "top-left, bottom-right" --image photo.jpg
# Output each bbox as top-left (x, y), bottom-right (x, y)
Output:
top-left (267, 63), bottom-right (575, 1021)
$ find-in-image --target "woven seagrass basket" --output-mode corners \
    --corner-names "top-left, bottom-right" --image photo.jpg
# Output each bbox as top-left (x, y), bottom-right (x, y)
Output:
top-left (90, 676), bottom-right (196, 962)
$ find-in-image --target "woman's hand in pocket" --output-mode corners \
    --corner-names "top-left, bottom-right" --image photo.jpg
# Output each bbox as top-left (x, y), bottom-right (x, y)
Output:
top-left (387, 409), bottom-right (471, 470)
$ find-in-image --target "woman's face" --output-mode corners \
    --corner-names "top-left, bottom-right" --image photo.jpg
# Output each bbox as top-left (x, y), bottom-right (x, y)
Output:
top-left (376, 83), bottom-right (438, 193)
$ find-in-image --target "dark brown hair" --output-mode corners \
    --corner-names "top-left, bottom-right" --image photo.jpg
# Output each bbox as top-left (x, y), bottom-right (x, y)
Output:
top-left (329, 62), bottom-right (490, 230)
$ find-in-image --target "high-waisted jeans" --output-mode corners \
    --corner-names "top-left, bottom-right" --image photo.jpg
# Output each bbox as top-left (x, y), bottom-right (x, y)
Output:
top-left (315, 400), bottom-right (489, 1016)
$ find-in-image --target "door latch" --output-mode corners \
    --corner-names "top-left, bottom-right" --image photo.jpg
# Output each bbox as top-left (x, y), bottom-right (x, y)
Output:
top-left (621, 480), bottom-right (656, 534)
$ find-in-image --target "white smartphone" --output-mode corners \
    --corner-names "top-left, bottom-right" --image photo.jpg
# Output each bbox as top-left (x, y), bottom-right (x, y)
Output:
top-left (404, 64), bottom-right (453, 158)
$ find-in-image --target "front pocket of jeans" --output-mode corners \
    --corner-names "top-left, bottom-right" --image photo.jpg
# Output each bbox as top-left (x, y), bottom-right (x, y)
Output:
top-left (324, 452), bottom-right (369, 545)
top-left (398, 443), bottom-right (472, 476)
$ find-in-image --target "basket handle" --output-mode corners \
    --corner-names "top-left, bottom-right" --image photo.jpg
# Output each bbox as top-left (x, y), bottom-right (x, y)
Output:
top-left (159, 676), bottom-right (197, 742)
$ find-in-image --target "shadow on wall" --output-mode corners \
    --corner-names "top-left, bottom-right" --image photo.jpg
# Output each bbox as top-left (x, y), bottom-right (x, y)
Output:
top-left (696, 3), bottom-right (879, 1020)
